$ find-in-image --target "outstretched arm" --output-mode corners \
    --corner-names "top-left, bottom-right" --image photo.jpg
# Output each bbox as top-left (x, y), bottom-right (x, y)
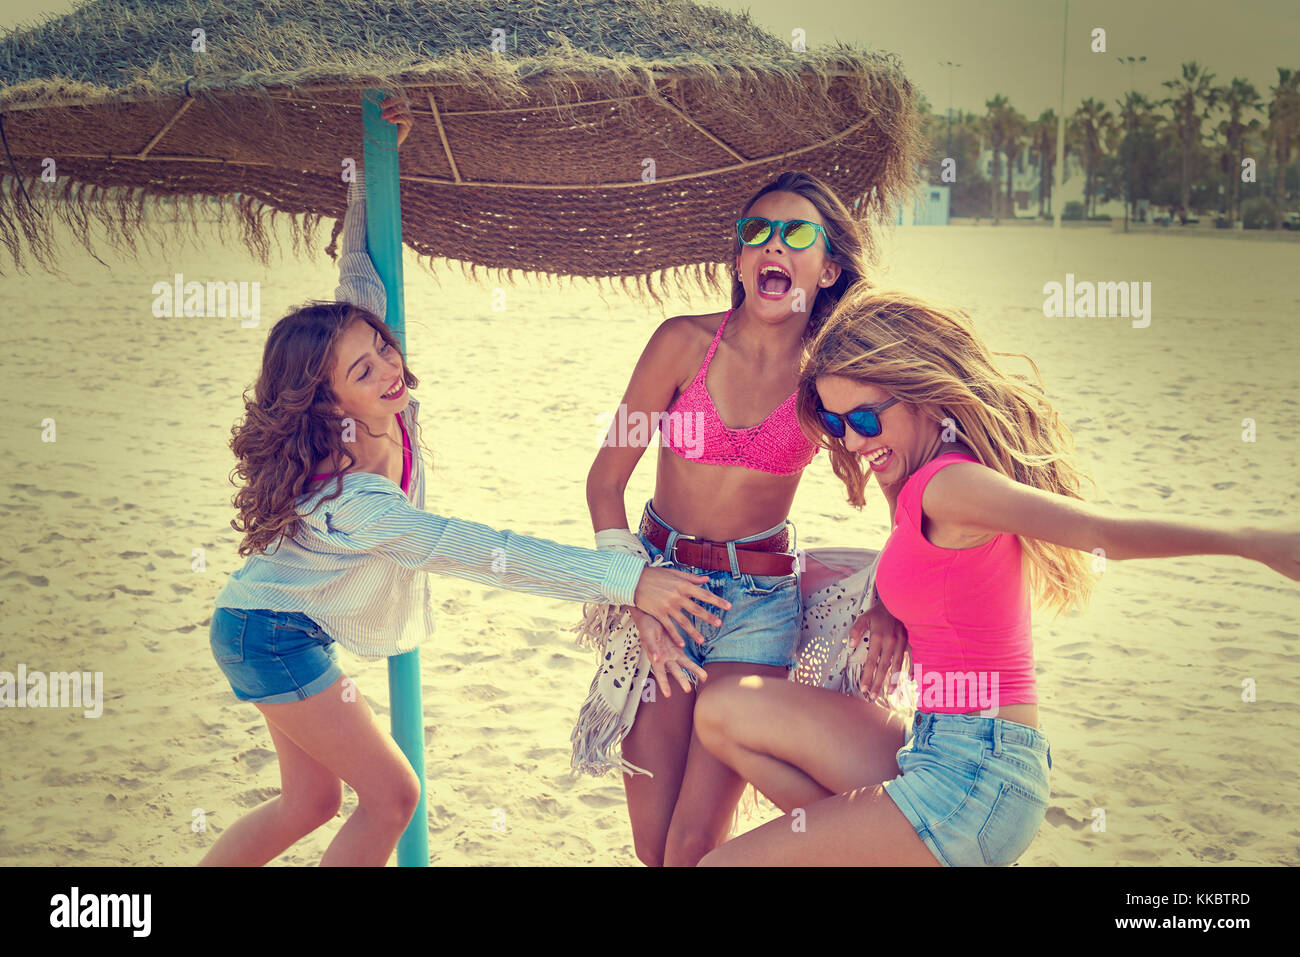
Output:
top-left (333, 95), bottom-right (413, 318)
top-left (305, 487), bottom-right (729, 643)
top-left (333, 168), bottom-right (388, 318)
top-left (924, 462), bottom-right (1300, 579)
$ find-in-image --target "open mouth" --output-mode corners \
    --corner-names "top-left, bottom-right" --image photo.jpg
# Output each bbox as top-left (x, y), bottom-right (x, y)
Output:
top-left (757, 263), bottom-right (792, 299)
top-left (863, 446), bottom-right (892, 471)
top-left (380, 378), bottom-right (405, 400)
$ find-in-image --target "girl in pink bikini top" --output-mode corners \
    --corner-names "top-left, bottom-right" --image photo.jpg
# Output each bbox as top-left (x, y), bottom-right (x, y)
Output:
top-left (659, 306), bottom-right (818, 475)
top-left (581, 170), bottom-right (889, 868)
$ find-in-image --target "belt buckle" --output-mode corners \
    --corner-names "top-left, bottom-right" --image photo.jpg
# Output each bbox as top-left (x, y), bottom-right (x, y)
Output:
top-left (668, 533), bottom-right (696, 566)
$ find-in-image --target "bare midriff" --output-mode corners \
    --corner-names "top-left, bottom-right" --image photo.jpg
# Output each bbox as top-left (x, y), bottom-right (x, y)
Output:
top-left (945, 703), bottom-right (1040, 730)
top-left (651, 443), bottom-right (801, 542)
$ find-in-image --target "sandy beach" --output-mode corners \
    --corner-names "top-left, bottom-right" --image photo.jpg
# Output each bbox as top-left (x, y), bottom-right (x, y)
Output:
top-left (1, 213), bottom-right (1297, 865)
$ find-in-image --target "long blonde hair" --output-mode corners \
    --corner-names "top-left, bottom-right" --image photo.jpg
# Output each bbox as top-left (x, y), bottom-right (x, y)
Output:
top-left (796, 285), bottom-right (1095, 616)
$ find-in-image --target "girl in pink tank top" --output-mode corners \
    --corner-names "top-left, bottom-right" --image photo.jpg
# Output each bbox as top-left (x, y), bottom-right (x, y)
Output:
top-left (689, 286), bottom-right (1299, 867)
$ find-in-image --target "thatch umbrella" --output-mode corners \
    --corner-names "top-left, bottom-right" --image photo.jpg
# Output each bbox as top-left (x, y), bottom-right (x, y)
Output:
top-left (0, 0), bottom-right (922, 866)
top-left (0, 0), bottom-right (921, 296)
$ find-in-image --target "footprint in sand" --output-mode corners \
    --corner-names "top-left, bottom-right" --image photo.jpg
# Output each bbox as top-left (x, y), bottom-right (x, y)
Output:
top-left (40, 767), bottom-right (95, 787)
top-left (1044, 807), bottom-right (1092, 831)
top-left (1054, 641), bottom-right (1091, 660)
top-left (524, 746), bottom-right (568, 762)
top-left (9, 484), bottom-right (78, 498)
top-left (577, 791), bottom-right (625, 809)
top-left (461, 684), bottom-right (508, 701)
top-left (1, 571), bottom-right (49, 587)
top-left (525, 795), bottom-right (563, 816)
top-left (520, 629), bottom-right (554, 647)
top-left (232, 786), bottom-right (282, 808)
top-left (233, 747), bottom-right (277, 773)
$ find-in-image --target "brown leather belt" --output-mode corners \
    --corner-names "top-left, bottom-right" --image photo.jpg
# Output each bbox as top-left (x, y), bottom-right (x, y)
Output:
top-left (639, 508), bottom-right (797, 577)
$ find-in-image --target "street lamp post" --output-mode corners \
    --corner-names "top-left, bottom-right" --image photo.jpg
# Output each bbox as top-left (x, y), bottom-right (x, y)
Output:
top-left (941, 60), bottom-right (962, 159)
top-left (1053, 0), bottom-right (1069, 230)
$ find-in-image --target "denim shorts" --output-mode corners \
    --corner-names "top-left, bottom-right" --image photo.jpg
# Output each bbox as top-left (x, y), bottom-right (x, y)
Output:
top-left (637, 501), bottom-right (802, 672)
top-left (209, 607), bottom-right (343, 704)
top-left (882, 710), bottom-right (1052, 866)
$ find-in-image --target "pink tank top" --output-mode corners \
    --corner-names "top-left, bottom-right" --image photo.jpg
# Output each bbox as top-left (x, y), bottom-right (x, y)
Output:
top-left (310, 412), bottom-right (412, 495)
top-left (660, 308), bottom-right (818, 475)
top-left (874, 452), bottom-right (1036, 713)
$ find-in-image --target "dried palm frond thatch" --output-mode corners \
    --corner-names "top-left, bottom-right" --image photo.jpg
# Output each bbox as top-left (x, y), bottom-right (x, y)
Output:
top-left (0, 0), bottom-right (923, 301)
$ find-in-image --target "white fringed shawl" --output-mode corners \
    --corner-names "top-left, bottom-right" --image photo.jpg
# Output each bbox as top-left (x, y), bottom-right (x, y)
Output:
top-left (569, 547), bottom-right (916, 779)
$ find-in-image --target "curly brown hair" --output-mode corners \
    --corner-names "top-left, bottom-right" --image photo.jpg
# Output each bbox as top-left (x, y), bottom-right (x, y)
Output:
top-left (228, 302), bottom-right (424, 557)
top-left (729, 170), bottom-right (877, 341)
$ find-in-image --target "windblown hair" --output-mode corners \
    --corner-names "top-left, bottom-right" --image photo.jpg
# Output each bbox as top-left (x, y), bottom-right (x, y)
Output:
top-left (228, 302), bottom-right (425, 557)
top-left (730, 170), bottom-right (875, 341)
top-left (795, 285), bottom-right (1096, 616)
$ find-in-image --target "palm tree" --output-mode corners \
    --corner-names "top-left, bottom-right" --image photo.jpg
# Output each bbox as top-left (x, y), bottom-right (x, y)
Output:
top-left (1214, 78), bottom-right (1263, 224)
top-left (1115, 91), bottom-right (1156, 222)
top-left (1028, 109), bottom-right (1057, 217)
top-left (1072, 98), bottom-right (1114, 217)
top-left (982, 94), bottom-right (1013, 222)
top-left (1002, 107), bottom-right (1029, 218)
top-left (1161, 61), bottom-right (1220, 215)
top-left (1265, 67), bottom-right (1300, 229)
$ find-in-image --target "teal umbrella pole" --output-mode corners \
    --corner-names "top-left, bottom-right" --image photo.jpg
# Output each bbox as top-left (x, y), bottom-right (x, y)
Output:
top-left (362, 88), bottom-right (428, 867)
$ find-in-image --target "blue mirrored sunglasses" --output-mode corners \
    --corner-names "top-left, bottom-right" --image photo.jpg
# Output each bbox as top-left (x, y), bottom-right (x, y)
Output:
top-left (815, 397), bottom-right (900, 438)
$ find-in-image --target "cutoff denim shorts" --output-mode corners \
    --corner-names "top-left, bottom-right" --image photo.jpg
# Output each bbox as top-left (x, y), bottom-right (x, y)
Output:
top-left (209, 607), bottom-right (343, 704)
top-left (637, 500), bottom-right (802, 672)
top-left (882, 710), bottom-right (1052, 866)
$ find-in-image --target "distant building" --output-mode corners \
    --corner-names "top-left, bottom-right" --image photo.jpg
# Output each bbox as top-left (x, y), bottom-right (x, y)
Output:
top-left (896, 184), bottom-right (951, 225)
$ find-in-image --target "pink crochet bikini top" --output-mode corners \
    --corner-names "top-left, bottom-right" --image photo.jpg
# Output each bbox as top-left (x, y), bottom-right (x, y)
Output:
top-left (660, 308), bottom-right (818, 475)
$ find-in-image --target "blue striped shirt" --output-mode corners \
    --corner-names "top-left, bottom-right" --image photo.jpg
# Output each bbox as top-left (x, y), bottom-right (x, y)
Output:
top-left (214, 172), bottom-right (646, 660)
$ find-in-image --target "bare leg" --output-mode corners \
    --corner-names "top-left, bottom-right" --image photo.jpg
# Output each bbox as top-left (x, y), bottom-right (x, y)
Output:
top-left (699, 784), bottom-right (940, 866)
top-left (619, 669), bottom-right (697, 867)
top-left (204, 675), bottom-right (421, 867)
top-left (198, 719), bottom-right (343, 866)
top-left (661, 662), bottom-right (790, 867)
top-left (694, 674), bottom-right (908, 812)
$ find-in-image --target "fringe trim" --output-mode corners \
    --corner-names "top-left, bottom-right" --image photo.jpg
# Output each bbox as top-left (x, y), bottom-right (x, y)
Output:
top-left (568, 554), bottom-right (674, 778)
top-left (568, 679), bottom-right (651, 779)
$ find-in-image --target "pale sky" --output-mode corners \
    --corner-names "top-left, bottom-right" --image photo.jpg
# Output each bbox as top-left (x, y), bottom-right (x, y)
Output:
top-left (3, 0), bottom-right (1296, 120)
top-left (727, 0), bottom-right (1299, 119)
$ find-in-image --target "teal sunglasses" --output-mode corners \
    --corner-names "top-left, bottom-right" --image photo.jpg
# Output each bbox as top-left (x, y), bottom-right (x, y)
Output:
top-left (736, 216), bottom-right (833, 254)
